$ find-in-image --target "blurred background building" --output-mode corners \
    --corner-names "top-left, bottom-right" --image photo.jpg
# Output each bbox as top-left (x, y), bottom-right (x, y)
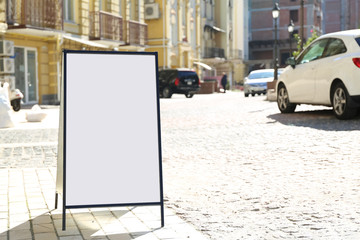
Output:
top-left (145, 0), bottom-right (248, 89)
top-left (0, 0), bottom-right (248, 105)
top-left (199, 0), bottom-right (247, 88)
top-left (247, 0), bottom-right (360, 72)
top-left (247, 0), bottom-right (322, 71)
top-left (322, 0), bottom-right (360, 33)
top-left (0, 0), bottom-right (148, 105)
top-left (0, 0), bottom-right (359, 105)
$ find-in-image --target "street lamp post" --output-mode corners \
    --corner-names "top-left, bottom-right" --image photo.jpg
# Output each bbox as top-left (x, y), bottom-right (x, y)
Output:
top-left (288, 20), bottom-right (294, 57)
top-left (272, 3), bottom-right (280, 81)
top-left (300, 0), bottom-right (304, 50)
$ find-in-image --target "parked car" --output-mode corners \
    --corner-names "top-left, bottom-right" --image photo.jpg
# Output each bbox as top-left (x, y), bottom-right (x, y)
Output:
top-left (244, 69), bottom-right (283, 97)
top-left (158, 68), bottom-right (200, 98)
top-left (276, 29), bottom-right (360, 119)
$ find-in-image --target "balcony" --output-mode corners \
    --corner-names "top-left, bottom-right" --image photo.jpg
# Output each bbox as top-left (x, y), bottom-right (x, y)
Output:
top-left (6, 0), bottom-right (63, 33)
top-left (127, 20), bottom-right (147, 46)
top-left (203, 47), bottom-right (225, 59)
top-left (89, 11), bottom-right (124, 43)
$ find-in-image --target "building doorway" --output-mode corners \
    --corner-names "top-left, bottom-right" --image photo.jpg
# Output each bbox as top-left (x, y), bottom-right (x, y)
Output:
top-left (14, 47), bottom-right (38, 104)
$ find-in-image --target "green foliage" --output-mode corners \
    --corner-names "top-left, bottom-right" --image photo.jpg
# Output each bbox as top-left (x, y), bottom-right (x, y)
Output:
top-left (292, 32), bottom-right (319, 58)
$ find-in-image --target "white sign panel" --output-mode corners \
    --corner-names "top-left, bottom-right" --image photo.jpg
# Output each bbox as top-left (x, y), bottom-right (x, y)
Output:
top-left (56, 50), bottom-right (163, 227)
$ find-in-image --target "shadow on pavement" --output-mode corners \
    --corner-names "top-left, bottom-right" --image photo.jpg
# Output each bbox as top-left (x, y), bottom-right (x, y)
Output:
top-left (268, 109), bottom-right (360, 131)
top-left (0, 209), bottom-right (153, 240)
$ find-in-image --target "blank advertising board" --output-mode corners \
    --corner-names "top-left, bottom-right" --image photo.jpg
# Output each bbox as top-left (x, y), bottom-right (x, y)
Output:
top-left (56, 50), bottom-right (163, 230)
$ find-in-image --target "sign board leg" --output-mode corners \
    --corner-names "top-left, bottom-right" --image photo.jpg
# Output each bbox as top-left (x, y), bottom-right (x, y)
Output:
top-left (161, 203), bottom-right (164, 227)
top-left (55, 193), bottom-right (58, 209)
top-left (62, 203), bottom-right (66, 230)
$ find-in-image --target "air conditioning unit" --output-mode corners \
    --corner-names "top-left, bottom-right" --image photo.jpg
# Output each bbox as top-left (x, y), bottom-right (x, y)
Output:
top-left (145, 0), bottom-right (155, 3)
top-left (0, 40), bottom-right (14, 57)
top-left (0, 58), bottom-right (15, 74)
top-left (145, 3), bottom-right (160, 20)
top-left (0, 75), bottom-right (15, 89)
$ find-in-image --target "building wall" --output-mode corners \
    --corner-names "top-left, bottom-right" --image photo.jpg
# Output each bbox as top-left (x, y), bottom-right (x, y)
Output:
top-left (1, 0), bottom-right (247, 102)
top-left (145, 0), bottom-right (200, 71)
top-left (199, 0), bottom-right (246, 87)
top-left (322, 0), bottom-right (360, 33)
top-left (248, 0), bottom-right (322, 70)
top-left (233, 0), bottom-right (247, 83)
top-left (145, 0), bottom-right (169, 68)
top-left (3, 34), bottom-right (59, 104)
top-left (1, 0), bottom-right (148, 104)
top-left (80, 0), bottom-right (90, 36)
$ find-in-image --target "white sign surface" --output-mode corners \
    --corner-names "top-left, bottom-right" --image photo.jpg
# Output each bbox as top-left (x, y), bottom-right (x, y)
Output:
top-left (63, 51), bottom-right (162, 206)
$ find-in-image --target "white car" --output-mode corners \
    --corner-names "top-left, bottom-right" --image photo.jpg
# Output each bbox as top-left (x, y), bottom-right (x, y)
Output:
top-left (277, 29), bottom-right (360, 119)
top-left (244, 69), bottom-right (283, 97)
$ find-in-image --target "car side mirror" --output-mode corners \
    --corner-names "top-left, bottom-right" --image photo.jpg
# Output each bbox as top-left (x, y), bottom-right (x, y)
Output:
top-left (285, 57), bottom-right (296, 68)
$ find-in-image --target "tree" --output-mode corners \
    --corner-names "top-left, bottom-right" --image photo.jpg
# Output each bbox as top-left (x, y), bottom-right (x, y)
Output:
top-left (292, 32), bottom-right (319, 58)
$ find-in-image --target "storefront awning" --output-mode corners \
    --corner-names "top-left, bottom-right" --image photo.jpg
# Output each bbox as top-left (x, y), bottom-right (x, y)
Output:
top-left (204, 24), bottom-right (226, 33)
top-left (193, 62), bottom-right (212, 70)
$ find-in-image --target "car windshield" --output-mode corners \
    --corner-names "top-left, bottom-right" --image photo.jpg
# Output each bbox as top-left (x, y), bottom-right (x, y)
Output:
top-left (248, 72), bottom-right (273, 79)
top-left (248, 70), bottom-right (282, 79)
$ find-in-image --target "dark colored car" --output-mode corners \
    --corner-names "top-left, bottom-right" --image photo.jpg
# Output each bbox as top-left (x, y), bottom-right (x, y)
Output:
top-left (158, 68), bottom-right (200, 98)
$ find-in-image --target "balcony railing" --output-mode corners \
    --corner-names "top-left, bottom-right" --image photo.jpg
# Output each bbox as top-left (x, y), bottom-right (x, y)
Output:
top-left (127, 20), bottom-right (147, 46)
top-left (6, 0), bottom-right (63, 31)
top-left (204, 47), bottom-right (225, 59)
top-left (89, 11), bottom-right (124, 42)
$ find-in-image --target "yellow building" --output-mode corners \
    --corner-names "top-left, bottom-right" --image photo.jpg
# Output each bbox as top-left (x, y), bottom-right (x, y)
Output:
top-left (145, 0), bottom-right (201, 71)
top-left (0, 0), bottom-right (147, 105)
top-left (145, 0), bottom-right (247, 89)
top-left (201, 0), bottom-right (247, 87)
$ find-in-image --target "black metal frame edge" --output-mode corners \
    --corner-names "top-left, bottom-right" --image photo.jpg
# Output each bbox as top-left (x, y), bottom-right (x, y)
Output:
top-left (61, 50), bottom-right (164, 230)
top-left (66, 202), bottom-right (162, 209)
top-left (62, 50), bottom-right (67, 231)
top-left (63, 49), bottom-right (157, 56)
top-left (154, 52), bottom-right (165, 227)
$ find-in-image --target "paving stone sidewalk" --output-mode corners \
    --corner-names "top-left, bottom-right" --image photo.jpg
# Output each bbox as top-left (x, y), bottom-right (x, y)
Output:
top-left (0, 108), bottom-right (208, 240)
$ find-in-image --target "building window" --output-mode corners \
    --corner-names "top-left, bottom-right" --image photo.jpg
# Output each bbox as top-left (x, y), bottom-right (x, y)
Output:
top-left (182, 1), bottom-right (187, 41)
top-left (206, 0), bottom-right (213, 20)
top-left (129, 0), bottom-right (140, 21)
top-left (64, 0), bottom-right (75, 22)
top-left (171, 1), bottom-right (178, 46)
top-left (229, 0), bottom-right (233, 20)
top-left (290, 9), bottom-right (298, 23)
top-left (119, 0), bottom-right (122, 16)
top-left (201, 0), bottom-right (205, 18)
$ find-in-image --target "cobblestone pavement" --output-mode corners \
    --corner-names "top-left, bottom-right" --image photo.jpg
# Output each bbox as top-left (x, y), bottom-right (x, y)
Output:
top-left (160, 92), bottom-right (360, 239)
top-left (2, 94), bottom-right (360, 239)
top-left (0, 108), bottom-right (59, 168)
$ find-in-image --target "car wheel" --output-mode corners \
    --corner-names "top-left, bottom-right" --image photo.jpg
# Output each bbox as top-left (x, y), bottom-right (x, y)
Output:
top-left (251, 93), bottom-right (255, 97)
top-left (331, 82), bottom-right (357, 120)
top-left (277, 84), bottom-right (296, 113)
top-left (162, 87), bottom-right (172, 98)
top-left (185, 93), bottom-right (194, 98)
top-left (244, 93), bottom-right (249, 97)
